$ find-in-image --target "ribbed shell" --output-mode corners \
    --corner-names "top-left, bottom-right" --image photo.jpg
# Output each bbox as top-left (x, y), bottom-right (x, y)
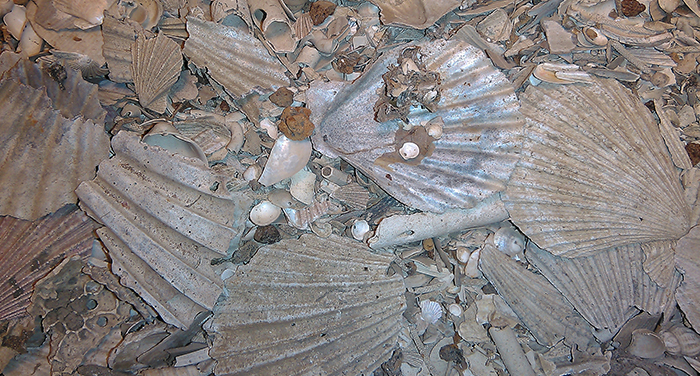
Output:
top-left (641, 240), bottom-right (677, 288)
top-left (479, 243), bottom-right (596, 349)
top-left (330, 183), bottom-right (371, 211)
top-left (675, 225), bottom-right (700, 331)
top-left (206, 234), bottom-right (406, 376)
top-left (0, 205), bottom-right (97, 321)
top-left (131, 32), bottom-right (181, 113)
top-left (0, 79), bottom-right (109, 220)
top-left (76, 131), bottom-right (254, 329)
top-left (183, 17), bottom-right (289, 101)
top-left (308, 40), bottom-right (523, 213)
top-left (102, 14), bottom-right (137, 83)
top-left (504, 78), bottom-right (691, 257)
top-left (526, 242), bottom-right (679, 334)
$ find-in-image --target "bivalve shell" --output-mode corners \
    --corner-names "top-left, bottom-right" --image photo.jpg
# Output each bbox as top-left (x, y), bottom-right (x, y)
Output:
top-left (131, 32), bottom-right (182, 113)
top-left (368, 0), bottom-right (460, 29)
top-left (660, 324), bottom-right (700, 356)
top-left (249, 201), bottom-right (281, 226)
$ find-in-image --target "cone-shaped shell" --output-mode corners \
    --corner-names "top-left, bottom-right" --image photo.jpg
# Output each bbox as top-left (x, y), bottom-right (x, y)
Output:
top-left (0, 205), bottom-right (98, 321)
top-left (76, 131), bottom-right (254, 329)
top-left (0, 78), bottom-right (109, 220)
top-left (309, 40), bottom-right (523, 213)
top-left (131, 32), bottom-right (181, 113)
top-left (206, 234), bottom-right (406, 375)
top-left (183, 17), bottom-right (289, 101)
top-left (504, 78), bottom-right (691, 257)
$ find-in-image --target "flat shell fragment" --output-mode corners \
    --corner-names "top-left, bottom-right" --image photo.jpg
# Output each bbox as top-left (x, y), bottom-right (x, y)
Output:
top-left (131, 32), bottom-right (181, 113)
top-left (206, 234), bottom-right (406, 375)
top-left (368, 0), bottom-right (460, 29)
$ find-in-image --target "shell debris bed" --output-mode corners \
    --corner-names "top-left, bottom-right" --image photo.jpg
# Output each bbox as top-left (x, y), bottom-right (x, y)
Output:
top-left (2, 0), bottom-right (700, 375)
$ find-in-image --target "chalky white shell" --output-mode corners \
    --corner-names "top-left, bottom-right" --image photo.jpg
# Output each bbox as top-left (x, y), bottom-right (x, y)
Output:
top-left (249, 201), bottom-right (282, 226)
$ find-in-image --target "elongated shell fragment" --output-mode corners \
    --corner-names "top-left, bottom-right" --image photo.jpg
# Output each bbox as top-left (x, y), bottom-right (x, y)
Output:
top-left (504, 78), bottom-right (691, 257)
top-left (76, 131), bottom-right (254, 329)
top-left (206, 234), bottom-right (406, 375)
top-left (309, 40), bottom-right (523, 213)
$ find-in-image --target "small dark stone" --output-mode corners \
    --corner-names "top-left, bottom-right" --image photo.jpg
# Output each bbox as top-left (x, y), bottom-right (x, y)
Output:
top-left (220, 100), bottom-right (230, 112)
top-left (310, 1), bottom-right (336, 25)
top-left (374, 348), bottom-right (402, 376)
top-left (254, 225), bottom-right (282, 244)
top-left (439, 344), bottom-right (468, 370)
top-left (620, 0), bottom-right (645, 17)
top-left (269, 87), bottom-right (294, 107)
top-left (231, 240), bottom-right (261, 265)
top-left (687, 142), bottom-right (700, 166)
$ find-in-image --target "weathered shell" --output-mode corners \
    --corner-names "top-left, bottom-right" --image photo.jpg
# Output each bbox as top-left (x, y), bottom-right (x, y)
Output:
top-left (249, 201), bottom-right (281, 226)
top-left (329, 182), bottom-right (370, 210)
top-left (205, 234), bottom-right (406, 375)
top-left (419, 300), bottom-right (443, 324)
top-left (368, 0), bottom-right (460, 29)
top-left (52, 0), bottom-right (111, 26)
top-left (628, 329), bottom-right (666, 359)
top-left (76, 131), bottom-right (254, 329)
top-left (675, 225), bottom-right (700, 331)
top-left (131, 32), bottom-right (181, 113)
top-left (101, 14), bottom-right (137, 83)
top-left (183, 17), bottom-right (289, 101)
top-left (504, 78), bottom-right (691, 257)
top-left (660, 324), bottom-right (700, 356)
top-left (0, 205), bottom-right (97, 321)
top-left (0, 75), bottom-right (109, 220)
top-left (309, 40), bottom-right (523, 213)
top-left (258, 135), bottom-right (312, 187)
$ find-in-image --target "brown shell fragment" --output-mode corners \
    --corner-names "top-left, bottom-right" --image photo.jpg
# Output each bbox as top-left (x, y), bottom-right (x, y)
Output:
top-left (131, 32), bottom-right (182, 113)
top-left (310, 0), bottom-right (336, 25)
top-left (621, 0), bottom-right (646, 17)
top-left (279, 106), bottom-right (314, 140)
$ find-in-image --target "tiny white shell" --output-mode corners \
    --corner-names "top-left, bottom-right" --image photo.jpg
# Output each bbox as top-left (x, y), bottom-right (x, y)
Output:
top-left (351, 219), bottom-right (370, 241)
top-left (419, 300), bottom-right (443, 324)
top-left (249, 201), bottom-right (281, 226)
top-left (424, 117), bottom-right (444, 139)
top-left (448, 303), bottom-right (463, 317)
top-left (399, 142), bottom-right (420, 160)
top-left (493, 226), bottom-right (525, 256)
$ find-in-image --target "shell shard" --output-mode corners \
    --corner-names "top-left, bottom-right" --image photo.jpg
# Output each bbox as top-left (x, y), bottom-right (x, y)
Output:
top-left (309, 40), bottom-right (523, 213)
top-left (131, 32), bottom-right (181, 113)
top-left (206, 234), bottom-right (406, 375)
top-left (76, 131), bottom-right (254, 329)
top-left (183, 17), bottom-right (289, 101)
top-left (675, 225), bottom-right (700, 331)
top-left (504, 78), bottom-right (691, 257)
top-left (101, 14), bottom-right (137, 83)
top-left (0, 205), bottom-right (97, 321)
top-left (0, 78), bottom-right (109, 220)
top-left (368, 0), bottom-right (460, 29)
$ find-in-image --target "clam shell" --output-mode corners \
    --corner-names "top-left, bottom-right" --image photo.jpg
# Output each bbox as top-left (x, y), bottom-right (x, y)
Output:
top-left (0, 77), bottom-right (109, 220)
top-left (101, 14), bottom-right (137, 83)
top-left (183, 17), bottom-right (289, 101)
top-left (76, 131), bottom-right (254, 329)
top-left (205, 234), bottom-right (406, 375)
top-left (0, 205), bottom-right (97, 321)
top-left (131, 32), bottom-right (181, 113)
top-left (367, 0), bottom-right (460, 29)
top-left (675, 225), bottom-right (700, 331)
top-left (308, 40), bottom-right (523, 213)
top-left (504, 78), bottom-right (691, 257)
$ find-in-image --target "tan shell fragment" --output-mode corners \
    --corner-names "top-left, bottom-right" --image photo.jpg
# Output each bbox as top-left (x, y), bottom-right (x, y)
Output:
top-left (76, 131), bottom-right (254, 329)
top-left (504, 78), bottom-right (691, 257)
top-left (206, 234), bottom-right (406, 375)
top-left (675, 225), bottom-right (700, 331)
top-left (131, 32), bottom-right (181, 113)
top-left (368, 0), bottom-right (460, 29)
top-left (101, 14), bottom-right (138, 83)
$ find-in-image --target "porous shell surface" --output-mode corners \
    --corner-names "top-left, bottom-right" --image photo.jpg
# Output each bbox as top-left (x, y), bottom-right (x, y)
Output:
top-left (309, 40), bottom-right (523, 213)
top-left (368, 0), bottom-right (460, 29)
top-left (0, 76), bottom-right (108, 220)
top-left (0, 205), bottom-right (97, 321)
top-left (205, 234), bottom-right (406, 375)
top-left (183, 17), bottom-right (289, 101)
top-left (76, 131), bottom-right (254, 329)
top-left (504, 78), bottom-right (691, 257)
top-left (131, 32), bottom-right (181, 113)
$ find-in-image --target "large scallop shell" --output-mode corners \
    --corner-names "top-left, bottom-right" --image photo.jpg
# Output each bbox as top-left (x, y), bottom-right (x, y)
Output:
top-left (206, 234), bottom-right (406, 375)
top-left (0, 205), bottom-right (98, 321)
top-left (504, 78), bottom-right (691, 257)
top-left (76, 131), bottom-right (254, 329)
top-left (308, 40), bottom-right (523, 213)
top-left (183, 17), bottom-right (289, 101)
top-left (131, 32), bottom-right (181, 113)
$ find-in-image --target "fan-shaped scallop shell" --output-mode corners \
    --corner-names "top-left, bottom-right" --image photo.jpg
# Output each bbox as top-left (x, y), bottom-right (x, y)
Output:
top-left (308, 40), bottom-right (523, 213)
top-left (0, 205), bottom-right (98, 321)
top-left (504, 78), bottom-right (691, 257)
top-left (206, 234), bottom-right (406, 375)
top-left (131, 32), bottom-right (181, 113)
top-left (0, 76), bottom-right (109, 220)
top-left (76, 131), bottom-right (254, 329)
top-left (183, 17), bottom-right (289, 101)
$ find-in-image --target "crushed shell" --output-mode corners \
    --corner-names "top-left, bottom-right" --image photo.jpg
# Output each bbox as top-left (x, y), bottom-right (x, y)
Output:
top-left (101, 14), bottom-right (137, 83)
top-left (368, 0), bottom-right (460, 29)
top-left (206, 234), bottom-right (406, 376)
top-left (675, 225), bottom-right (700, 331)
top-left (504, 78), bottom-right (691, 257)
top-left (131, 32), bottom-right (182, 113)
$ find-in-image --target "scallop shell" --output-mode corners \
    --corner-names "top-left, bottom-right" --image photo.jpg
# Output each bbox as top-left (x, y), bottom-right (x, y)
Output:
top-left (308, 40), bottom-right (523, 213)
top-left (101, 14), bottom-right (138, 83)
top-left (76, 131), bottom-right (254, 329)
top-left (504, 78), bottom-right (691, 257)
top-left (0, 205), bottom-right (98, 321)
top-left (675, 225), bottom-right (700, 331)
top-left (526, 242), bottom-right (679, 334)
top-left (131, 32), bottom-right (181, 113)
top-left (329, 182), bottom-right (370, 211)
top-left (183, 17), bottom-right (289, 101)
top-left (367, 0), bottom-right (460, 29)
top-left (0, 77), bottom-right (109, 220)
top-left (205, 234), bottom-right (406, 375)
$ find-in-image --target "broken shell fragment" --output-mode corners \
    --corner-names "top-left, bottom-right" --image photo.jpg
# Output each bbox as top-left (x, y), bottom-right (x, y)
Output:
top-left (368, 0), bottom-right (460, 29)
top-left (3, 5), bottom-right (26, 40)
top-left (258, 135), bottom-right (313, 186)
top-left (249, 201), bottom-right (282, 226)
top-left (628, 329), bottom-right (665, 359)
top-left (399, 142), bottom-right (420, 160)
top-left (131, 32), bottom-right (182, 114)
top-left (660, 325), bottom-right (700, 356)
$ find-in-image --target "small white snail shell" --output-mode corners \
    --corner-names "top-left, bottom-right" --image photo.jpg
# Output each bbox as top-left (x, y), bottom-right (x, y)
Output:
top-left (448, 303), bottom-right (463, 317)
top-left (249, 201), bottom-right (281, 226)
top-left (419, 300), bottom-right (443, 324)
top-left (351, 219), bottom-right (370, 240)
top-left (399, 142), bottom-right (420, 160)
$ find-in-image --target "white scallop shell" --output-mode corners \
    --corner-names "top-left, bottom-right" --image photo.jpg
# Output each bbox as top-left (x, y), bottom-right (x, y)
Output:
top-left (504, 78), bottom-right (691, 257)
top-left (249, 201), bottom-right (281, 226)
top-left (205, 234), bottom-right (406, 375)
top-left (131, 32), bottom-right (181, 113)
top-left (309, 40), bottom-right (523, 213)
top-left (101, 14), bottom-right (137, 83)
top-left (76, 131), bottom-right (254, 329)
top-left (419, 300), bottom-right (443, 324)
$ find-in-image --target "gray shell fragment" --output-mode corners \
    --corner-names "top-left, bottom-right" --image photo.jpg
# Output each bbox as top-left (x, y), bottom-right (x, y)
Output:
top-left (206, 234), bottom-right (406, 375)
top-left (309, 40), bottom-right (523, 213)
top-left (76, 131), bottom-right (253, 329)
